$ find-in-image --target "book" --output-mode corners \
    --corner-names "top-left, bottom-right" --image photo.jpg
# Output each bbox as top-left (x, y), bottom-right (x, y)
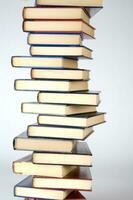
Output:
top-left (13, 155), bottom-right (76, 178)
top-left (28, 33), bottom-right (82, 46)
top-left (36, 0), bottom-right (103, 18)
top-left (15, 80), bottom-right (88, 92)
top-left (23, 7), bottom-right (90, 24)
top-left (24, 191), bottom-right (86, 199)
top-left (11, 56), bottom-right (78, 69)
top-left (33, 142), bottom-right (92, 166)
top-left (14, 176), bottom-right (72, 199)
top-left (33, 167), bottom-right (92, 191)
top-left (38, 91), bottom-right (100, 106)
top-left (27, 124), bottom-right (93, 140)
top-left (22, 102), bottom-right (97, 115)
top-left (30, 46), bottom-right (92, 59)
top-left (24, 190), bottom-right (86, 199)
top-left (38, 112), bottom-right (105, 127)
top-left (23, 20), bottom-right (95, 39)
top-left (13, 132), bottom-right (76, 153)
top-left (36, 0), bottom-right (103, 7)
top-left (31, 69), bottom-right (90, 81)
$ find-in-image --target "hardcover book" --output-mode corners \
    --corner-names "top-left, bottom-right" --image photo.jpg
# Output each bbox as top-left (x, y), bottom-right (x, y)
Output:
top-left (31, 68), bottom-right (90, 80)
top-left (12, 56), bottom-right (78, 69)
top-left (33, 167), bottom-right (92, 191)
top-left (23, 20), bottom-right (95, 38)
top-left (27, 124), bottom-right (93, 140)
top-left (14, 132), bottom-right (76, 153)
top-left (36, 0), bottom-right (103, 17)
top-left (21, 102), bottom-right (96, 115)
top-left (23, 7), bottom-right (90, 24)
top-left (36, 0), bottom-right (102, 7)
top-left (33, 142), bottom-right (92, 166)
top-left (38, 112), bottom-right (105, 127)
top-left (38, 91), bottom-right (100, 105)
top-left (15, 176), bottom-right (72, 199)
top-left (25, 190), bottom-right (86, 199)
top-left (30, 46), bottom-right (92, 59)
top-left (28, 33), bottom-right (82, 46)
top-left (13, 155), bottom-right (77, 178)
top-left (15, 79), bottom-right (88, 92)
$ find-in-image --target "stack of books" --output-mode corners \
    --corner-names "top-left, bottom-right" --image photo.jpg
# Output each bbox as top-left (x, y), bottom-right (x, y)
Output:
top-left (12, 0), bottom-right (105, 199)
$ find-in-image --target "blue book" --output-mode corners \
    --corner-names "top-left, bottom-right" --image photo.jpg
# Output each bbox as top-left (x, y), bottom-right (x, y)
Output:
top-left (27, 33), bottom-right (82, 46)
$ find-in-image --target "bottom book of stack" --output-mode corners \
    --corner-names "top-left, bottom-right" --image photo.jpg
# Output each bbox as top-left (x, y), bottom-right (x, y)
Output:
top-left (24, 190), bottom-right (86, 199)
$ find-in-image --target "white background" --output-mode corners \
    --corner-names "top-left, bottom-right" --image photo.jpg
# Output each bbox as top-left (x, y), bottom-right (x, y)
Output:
top-left (0, 0), bottom-right (133, 199)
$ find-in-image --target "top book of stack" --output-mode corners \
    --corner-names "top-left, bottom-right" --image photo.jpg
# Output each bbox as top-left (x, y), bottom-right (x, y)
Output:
top-left (36, 0), bottom-right (103, 17)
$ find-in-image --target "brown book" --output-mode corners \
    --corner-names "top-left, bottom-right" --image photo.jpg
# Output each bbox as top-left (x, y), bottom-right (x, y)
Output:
top-left (66, 191), bottom-right (86, 199)
top-left (33, 167), bottom-right (92, 191)
top-left (24, 191), bottom-right (86, 199)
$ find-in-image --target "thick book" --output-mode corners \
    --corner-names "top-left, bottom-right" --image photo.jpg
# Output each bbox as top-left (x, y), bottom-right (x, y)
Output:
top-left (30, 46), bottom-right (92, 59)
top-left (27, 124), bottom-right (93, 140)
top-left (31, 68), bottom-right (90, 81)
top-left (13, 155), bottom-right (76, 178)
top-left (33, 167), bottom-right (92, 191)
top-left (11, 56), bottom-right (78, 69)
top-left (33, 142), bottom-right (92, 166)
top-left (24, 191), bottom-right (86, 199)
top-left (15, 79), bottom-right (88, 92)
top-left (23, 7), bottom-right (90, 24)
top-left (23, 20), bottom-right (95, 39)
top-left (13, 132), bottom-right (76, 153)
top-left (14, 176), bottom-right (72, 199)
top-left (28, 33), bottom-right (82, 46)
top-left (38, 112), bottom-right (105, 127)
top-left (38, 91), bottom-right (100, 106)
top-left (22, 102), bottom-right (96, 116)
